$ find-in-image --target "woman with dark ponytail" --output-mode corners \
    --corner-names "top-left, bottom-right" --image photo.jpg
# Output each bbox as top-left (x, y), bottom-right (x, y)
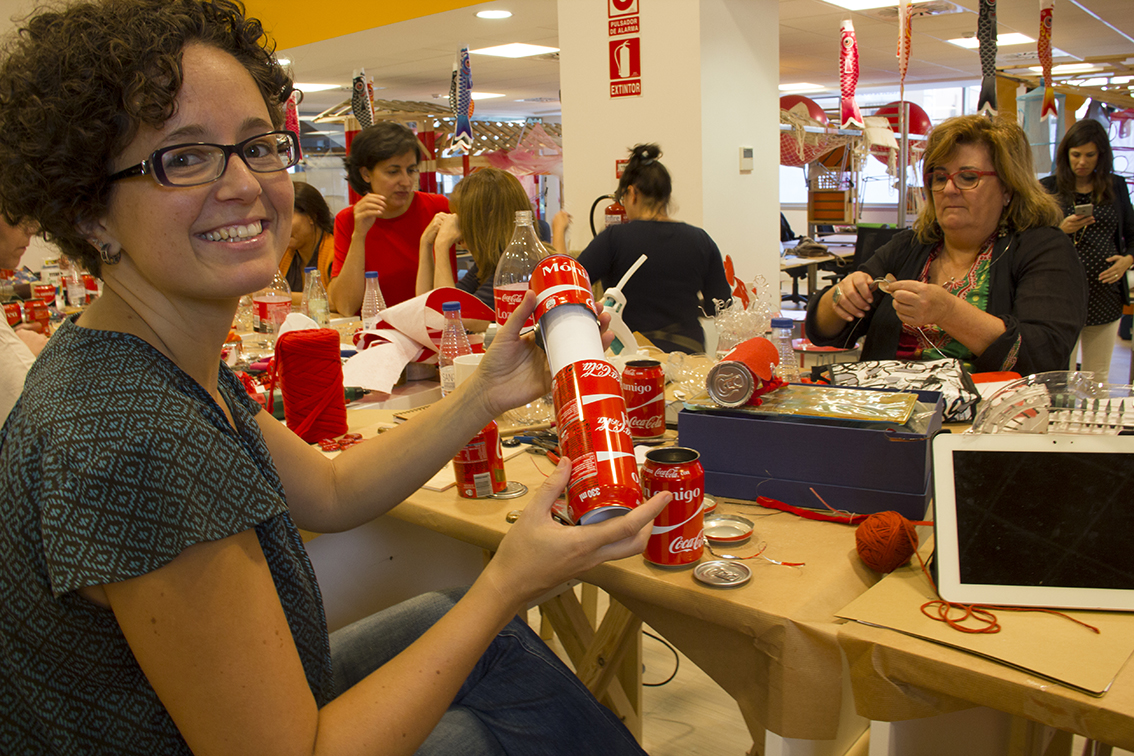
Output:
top-left (553, 143), bottom-right (731, 353)
top-left (1041, 118), bottom-right (1134, 378)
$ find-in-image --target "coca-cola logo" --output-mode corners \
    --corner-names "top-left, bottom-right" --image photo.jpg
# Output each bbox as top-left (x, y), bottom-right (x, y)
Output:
top-left (580, 361), bottom-right (619, 381)
top-left (669, 532), bottom-right (704, 554)
top-left (651, 467), bottom-right (691, 480)
top-left (627, 415), bottom-right (661, 429)
top-left (594, 413), bottom-right (631, 435)
top-left (497, 291), bottom-right (524, 305)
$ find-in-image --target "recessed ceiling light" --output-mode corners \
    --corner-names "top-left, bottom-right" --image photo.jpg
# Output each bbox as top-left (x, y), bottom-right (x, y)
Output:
top-left (780, 83), bottom-right (827, 93)
top-left (470, 43), bottom-right (559, 58)
top-left (476, 10), bottom-right (513, 19)
top-left (471, 92), bottom-right (505, 100)
top-left (1027, 63), bottom-right (1101, 75)
top-left (947, 33), bottom-right (1034, 49)
top-left (819, 0), bottom-right (897, 10)
top-left (294, 83), bottom-right (342, 92)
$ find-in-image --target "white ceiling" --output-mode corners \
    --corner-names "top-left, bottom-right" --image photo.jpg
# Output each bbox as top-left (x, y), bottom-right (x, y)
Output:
top-left (0, 0), bottom-right (1130, 122)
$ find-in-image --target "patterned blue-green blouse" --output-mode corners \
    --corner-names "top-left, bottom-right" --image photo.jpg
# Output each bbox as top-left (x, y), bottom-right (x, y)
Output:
top-left (0, 318), bottom-right (333, 754)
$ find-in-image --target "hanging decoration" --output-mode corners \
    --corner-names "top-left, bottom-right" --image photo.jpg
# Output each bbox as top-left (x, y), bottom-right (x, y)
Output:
top-left (449, 46), bottom-right (474, 154)
top-left (839, 20), bottom-right (865, 130)
top-left (351, 68), bottom-right (374, 129)
top-left (284, 89), bottom-right (303, 160)
top-left (896, 0), bottom-right (912, 94)
top-left (1038, 0), bottom-right (1057, 121)
top-left (779, 95), bottom-right (830, 167)
top-left (976, 0), bottom-right (999, 114)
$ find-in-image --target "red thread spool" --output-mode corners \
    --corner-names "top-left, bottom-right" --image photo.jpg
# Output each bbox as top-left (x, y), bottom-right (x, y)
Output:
top-left (274, 328), bottom-right (348, 443)
top-left (855, 511), bottom-right (918, 573)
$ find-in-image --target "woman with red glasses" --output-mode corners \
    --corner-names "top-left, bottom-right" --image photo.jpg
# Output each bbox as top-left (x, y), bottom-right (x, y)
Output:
top-left (806, 114), bottom-right (1085, 376)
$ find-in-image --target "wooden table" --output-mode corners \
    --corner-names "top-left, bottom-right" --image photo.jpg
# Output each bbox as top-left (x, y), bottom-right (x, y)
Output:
top-left (346, 407), bottom-right (876, 754)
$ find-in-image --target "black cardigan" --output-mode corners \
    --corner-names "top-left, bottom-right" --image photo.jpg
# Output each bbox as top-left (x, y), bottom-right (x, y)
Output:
top-left (805, 227), bottom-right (1086, 376)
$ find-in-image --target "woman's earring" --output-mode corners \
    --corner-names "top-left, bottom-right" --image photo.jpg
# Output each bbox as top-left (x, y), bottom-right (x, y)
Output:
top-left (90, 238), bottom-right (121, 265)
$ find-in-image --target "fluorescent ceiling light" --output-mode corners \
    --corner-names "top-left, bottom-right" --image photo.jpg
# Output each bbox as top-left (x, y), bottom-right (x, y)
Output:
top-left (471, 92), bottom-right (505, 100)
top-left (295, 83), bottom-right (341, 92)
top-left (470, 43), bottom-right (559, 58)
top-left (1028, 63), bottom-right (1100, 75)
top-left (780, 82), bottom-right (827, 93)
top-left (476, 10), bottom-right (513, 19)
top-left (947, 33), bottom-right (1034, 49)
top-left (276, 57), bottom-right (291, 66)
top-left (819, 0), bottom-right (897, 10)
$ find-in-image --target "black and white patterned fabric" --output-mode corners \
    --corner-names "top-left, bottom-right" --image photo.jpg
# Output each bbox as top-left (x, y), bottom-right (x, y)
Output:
top-left (0, 318), bottom-right (333, 754)
top-left (823, 357), bottom-right (981, 422)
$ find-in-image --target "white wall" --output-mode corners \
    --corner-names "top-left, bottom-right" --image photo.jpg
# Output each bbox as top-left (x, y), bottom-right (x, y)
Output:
top-left (557, 0), bottom-right (780, 299)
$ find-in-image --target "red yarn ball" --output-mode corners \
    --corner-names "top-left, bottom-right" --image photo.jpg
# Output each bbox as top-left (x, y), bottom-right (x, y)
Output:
top-left (855, 511), bottom-right (918, 573)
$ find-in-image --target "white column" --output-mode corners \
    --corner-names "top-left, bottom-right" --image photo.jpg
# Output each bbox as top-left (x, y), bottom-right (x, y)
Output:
top-left (557, 0), bottom-right (780, 298)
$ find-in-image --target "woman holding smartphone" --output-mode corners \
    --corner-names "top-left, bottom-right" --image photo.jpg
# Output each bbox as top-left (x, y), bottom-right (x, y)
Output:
top-left (1041, 118), bottom-right (1134, 378)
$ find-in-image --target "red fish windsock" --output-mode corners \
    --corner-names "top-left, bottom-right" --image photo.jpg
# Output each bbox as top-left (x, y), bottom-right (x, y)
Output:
top-left (1038, 0), bottom-right (1056, 121)
top-left (896, 0), bottom-right (912, 90)
top-left (840, 20), bottom-right (865, 130)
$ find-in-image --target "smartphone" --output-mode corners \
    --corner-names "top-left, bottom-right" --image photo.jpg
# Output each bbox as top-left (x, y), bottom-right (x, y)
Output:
top-left (1074, 203), bottom-right (1094, 217)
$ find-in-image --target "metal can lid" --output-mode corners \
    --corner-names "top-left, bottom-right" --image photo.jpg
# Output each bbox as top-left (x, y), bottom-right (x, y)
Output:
top-left (693, 560), bottom-right (752, 587)
top-left (705, 361), bottom-right (754, 407)
top-left (701, 495), bottom-right (718, 513)
top-left (491, 481), bottom-right (529, 499)
top-left (704, 513), bottom-right (755, 543)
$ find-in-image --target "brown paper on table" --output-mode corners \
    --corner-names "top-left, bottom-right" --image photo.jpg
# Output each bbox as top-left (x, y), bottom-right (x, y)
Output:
top-left (837, 562), bottom-right (1134, 696)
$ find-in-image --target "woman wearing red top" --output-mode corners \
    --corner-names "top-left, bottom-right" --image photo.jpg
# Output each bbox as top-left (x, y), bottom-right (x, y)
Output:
top-left (327, 122), bottom-right (456, 314)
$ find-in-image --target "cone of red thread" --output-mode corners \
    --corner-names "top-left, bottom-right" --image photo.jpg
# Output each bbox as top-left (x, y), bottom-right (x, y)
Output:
top-left (855, 511), bottom-right (918, 573)
top-left (275, 328), bottom-right (348, 443)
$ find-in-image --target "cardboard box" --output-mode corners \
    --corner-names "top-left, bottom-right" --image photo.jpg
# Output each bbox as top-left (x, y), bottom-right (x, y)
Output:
top-left (678, 387), bottom-right (943, 521)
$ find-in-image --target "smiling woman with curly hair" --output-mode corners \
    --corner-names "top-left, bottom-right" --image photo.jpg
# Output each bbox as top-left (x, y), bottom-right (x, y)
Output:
top-left (0, 2), bottom-right (664, 754)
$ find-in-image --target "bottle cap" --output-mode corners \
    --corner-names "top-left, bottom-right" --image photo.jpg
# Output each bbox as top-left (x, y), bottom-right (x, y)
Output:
top-left (305, 266), bottom-right (315, 273)
top-left (770, 317), bottom-right (793, 329)
top-left (365, 271), bottom-right (378, 279)
top-left (442, 301), bottom-right (461, 312)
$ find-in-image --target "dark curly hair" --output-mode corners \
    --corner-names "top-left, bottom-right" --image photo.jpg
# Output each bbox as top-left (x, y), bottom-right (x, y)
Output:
top-left (344, 121), bottom-right (428, 196)
top-left (0, 0), bottom-right (293, 276)
top-left (616, 143), bottom-right (671, 214)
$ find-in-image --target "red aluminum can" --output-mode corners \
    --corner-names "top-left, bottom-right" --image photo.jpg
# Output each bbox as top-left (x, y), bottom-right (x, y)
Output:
top-left (642, 447), bottom-right (705, 567)
top-left (3, 301), bottom-right (21, 327)
top-left (22, 299), bottom-right (49, 335)
top-left (453, 420), bottom-right (507, 498)
top-left (32, 283), bottom-right (55, 305)
top-left (705, 337), bottom-right (779, 408)
top-left (622, 359), bottom-right (665, 439)
top-left (82, 274), bottom-right (100, 302)
top-left (553, 359), bottom-right (642, 524)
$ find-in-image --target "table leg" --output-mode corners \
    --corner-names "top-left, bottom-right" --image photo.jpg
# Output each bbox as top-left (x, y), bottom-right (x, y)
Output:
top-left (539, 588), bottom-right (644, 739)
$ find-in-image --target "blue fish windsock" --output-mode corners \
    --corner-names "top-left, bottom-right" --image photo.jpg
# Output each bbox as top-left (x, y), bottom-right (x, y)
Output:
top-left (450, 47), bottom-right (474, 154)
top-left (977, 0), bottom-right (998, 114)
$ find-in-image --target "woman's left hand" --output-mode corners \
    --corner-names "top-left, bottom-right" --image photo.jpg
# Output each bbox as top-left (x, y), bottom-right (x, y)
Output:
top-left (885, 280), bottom-right (957, 328)
top-left (1099, 254), bottom-right (1133, 285)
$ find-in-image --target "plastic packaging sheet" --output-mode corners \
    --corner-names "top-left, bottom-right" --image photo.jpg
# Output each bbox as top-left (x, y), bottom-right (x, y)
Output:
top-left (684, 383), bottom-right (920, 425)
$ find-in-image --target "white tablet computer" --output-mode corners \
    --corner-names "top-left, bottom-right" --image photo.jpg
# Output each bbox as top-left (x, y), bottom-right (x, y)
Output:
top-left (932, 432), bottom-right (1134, 612)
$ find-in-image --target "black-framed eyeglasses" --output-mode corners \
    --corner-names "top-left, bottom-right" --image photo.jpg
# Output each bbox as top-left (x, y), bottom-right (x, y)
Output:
top-left (925, 169), bottom-right (998, 192)
top-left (107, 130), bottom-right (300, 187)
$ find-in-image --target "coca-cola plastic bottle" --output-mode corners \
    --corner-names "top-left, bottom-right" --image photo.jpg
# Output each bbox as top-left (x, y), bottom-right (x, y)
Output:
top-left (492, 210), bottom-right (550, 327)
top-left (252, 269), bottom-right (291, 348)
top-left (439, 301), bottom-right (472, 397)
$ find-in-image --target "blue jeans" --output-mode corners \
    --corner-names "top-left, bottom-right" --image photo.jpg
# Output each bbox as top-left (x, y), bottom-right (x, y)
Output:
top-left (329, 588), bottom-right (647, 756)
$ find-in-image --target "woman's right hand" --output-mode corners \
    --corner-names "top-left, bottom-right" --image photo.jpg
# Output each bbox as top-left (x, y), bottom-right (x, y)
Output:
top-left (1060, 213), bottom-right (1095, 235)
top-left (482, 458), bottom-right (670, 608)
top-left (353, 193), bottom-right (388, 235)
top-left (828, 270), bottom-right (880, 322)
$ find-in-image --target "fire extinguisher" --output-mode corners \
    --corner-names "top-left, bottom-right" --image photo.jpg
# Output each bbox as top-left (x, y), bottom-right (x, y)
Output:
top-left (589, 194), bottom-right (627, 237)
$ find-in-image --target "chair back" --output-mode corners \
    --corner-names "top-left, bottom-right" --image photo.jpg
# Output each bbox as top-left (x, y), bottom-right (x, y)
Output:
top-left (853, 225), bottom-right (902, 268)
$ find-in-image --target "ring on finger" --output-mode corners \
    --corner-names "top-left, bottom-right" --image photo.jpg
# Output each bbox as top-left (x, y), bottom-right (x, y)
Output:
top-left (832, 286), bottom-right (843, 307)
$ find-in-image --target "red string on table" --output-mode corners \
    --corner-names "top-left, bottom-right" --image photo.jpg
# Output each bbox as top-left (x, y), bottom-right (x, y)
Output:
top-left (266, 328), bottom-right (348, 444)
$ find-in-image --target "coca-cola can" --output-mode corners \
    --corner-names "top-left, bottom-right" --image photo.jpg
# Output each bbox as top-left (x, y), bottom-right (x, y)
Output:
top-left (552, 359), bottom-right (642, 524)
top-left (642, 447), bottom-right (705, 567)
top-left (705, 337), bottom-right (779, 408)
top-left (3, 301), bottom-right (21, 327)
top-left (453, 420), bottom-right (508, 498)
top-left (622, 359), bottom-right (665, 439)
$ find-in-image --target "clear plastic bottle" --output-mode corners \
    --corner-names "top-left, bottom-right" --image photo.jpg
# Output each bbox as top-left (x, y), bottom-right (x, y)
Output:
top-left (492, 210), bottom-right (550, 326)
top-left (301, 266), bottom-right (330, 327)
top-left (360, 270), bottom-right (386, 330)
top-left (439, 300), bottom-right (472, 397)
top-left (770, 317), bottom-right (800, 383)
top-left (252, 269), bottom-right (291, 348)
top-left (60, 257), bottom-right (86, 309)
